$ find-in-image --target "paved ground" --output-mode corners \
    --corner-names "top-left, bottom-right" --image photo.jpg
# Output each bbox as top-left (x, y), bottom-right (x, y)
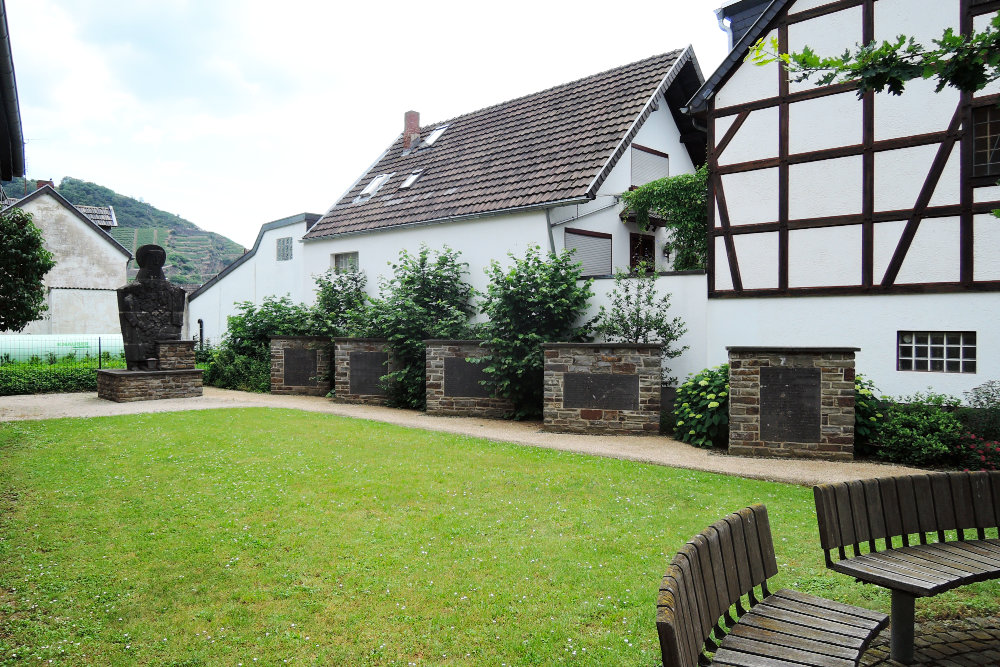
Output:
top-left (862, 618), bottom-right (1000, 666)
top-left (0, 387), bottom-right (925, 486)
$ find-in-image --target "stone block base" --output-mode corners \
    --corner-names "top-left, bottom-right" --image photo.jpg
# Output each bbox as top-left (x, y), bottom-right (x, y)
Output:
top-left (425, 340), bottom-right (513, 418)
top-left (333, 338), bottom-right (392, 405)
top-left (270, 336), bottom-right (332, 396)
top-left (97, 368), bottom-right (203, 402)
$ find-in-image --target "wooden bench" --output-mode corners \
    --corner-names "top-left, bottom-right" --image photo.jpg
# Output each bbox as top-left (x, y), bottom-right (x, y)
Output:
top-left (657, 505), bottom-right (888, 667)
top-left (814, 471), bottom-right (1000, 664)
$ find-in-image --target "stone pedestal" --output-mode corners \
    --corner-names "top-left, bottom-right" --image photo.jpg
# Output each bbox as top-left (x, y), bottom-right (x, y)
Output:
top-left (270, 336), bottom-right (332, 396)
top-left (97, 340), bottom-right (202, 402)
top-left (542, 343), bottom-right (661, 434)
top-left (333, 338), bottom-right (392, 405)
top-left (727, 346), bottom-right (858, 461)
top-left (424, 340), bottom-right (513, 418)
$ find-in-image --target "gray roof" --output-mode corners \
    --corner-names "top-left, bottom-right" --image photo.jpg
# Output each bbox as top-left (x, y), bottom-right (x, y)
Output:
top-left (75, 204), bottom-right (118, 228)
top-left (686, 0), bottom-right (790, 113)
top-left (305, 49), bottom-right (705, 240)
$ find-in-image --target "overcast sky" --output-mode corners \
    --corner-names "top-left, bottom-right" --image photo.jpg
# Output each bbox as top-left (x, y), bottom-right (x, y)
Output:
top-left (7, 1), bottom-right (733, 248)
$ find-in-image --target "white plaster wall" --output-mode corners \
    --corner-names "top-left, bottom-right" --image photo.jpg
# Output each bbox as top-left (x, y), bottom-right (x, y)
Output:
top-left (974, 213), bottom-right (1000, 281)
top-left (733, 232), bottom-right (779, 289)
top-left (19, 193), bottom-right (127, 290)
top-left (788, 92), bottom-right (862, 154)
top-left (974, 13), bottom-right (1000, 97)
top-left (629, 98), bottom-right (697, 177)
top-left (875, 0), bottom-right (958, 45)
top-left (895, 217), bottom-right (961, 284)
top-left (721, 168), bottom-right (779, 225)
top-left (714, 29), bottom-right (779, 109)
top-left (874, 144), bottom-right (961, 212)
top-left (706, 292), bottom-right (999, 398)
top-left (974, 185), bottom-right (1000, 205)
top-left (788, 225), bottom-right (863, 287)
top-left (789, 155), bottom-right (862, 219)
top-left (582, 272), bottom-right (708, 384)
top-left (47, 289), bottom-right (120, 335)
top-left (717, 107), bottom-right (779, 166)
top-left (788, 0), bottom-right (843, 14)
top-left (874, 77), bottom-right (960, 141)
top-left (714, 238), bottom-right (734, 291)
top-left (788, 7), bottom-right (863, 94)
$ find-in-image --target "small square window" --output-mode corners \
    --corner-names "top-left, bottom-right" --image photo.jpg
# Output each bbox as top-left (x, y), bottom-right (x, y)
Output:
top-left (972, 106), bottom-right (999, 178)
top-left (276, 236), bottom-right (293, 261)
top-left (332, 251), bottom-right (359, 274)
top-left (897, 330), bottom-right (976, 374)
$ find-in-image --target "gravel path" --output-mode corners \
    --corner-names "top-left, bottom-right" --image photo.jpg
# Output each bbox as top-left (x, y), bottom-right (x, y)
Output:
top-left (0, 388), bottom-right (923, 486)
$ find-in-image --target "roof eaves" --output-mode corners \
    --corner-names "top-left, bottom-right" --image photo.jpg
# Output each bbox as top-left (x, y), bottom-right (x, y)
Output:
top-left (188, 213), bottom-right (320, 301)
top-left (10, 186), bottom-right (132, 258)
top-left (585, 46), bottom-right (697, 197)
top-left (107, 205), bottom-right (118, 227)
top-left (0, 0), bottom-right (23, 179)
top-left (321, 141), bottom-right (397, 218)
top-left (685, 0), bottom-right (790, 113)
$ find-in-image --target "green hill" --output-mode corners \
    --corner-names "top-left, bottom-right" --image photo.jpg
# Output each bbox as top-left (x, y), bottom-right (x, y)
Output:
top-left (2, 176), bottom-right (246, 286)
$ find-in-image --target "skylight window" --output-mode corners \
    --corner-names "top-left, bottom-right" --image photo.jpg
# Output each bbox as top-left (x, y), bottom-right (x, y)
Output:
top-left (399, 169), bottom-right (424, 189)
top-left (356, 173), bottom-right (393, 201)
top-left (423, 125), bottom-right (449, 146)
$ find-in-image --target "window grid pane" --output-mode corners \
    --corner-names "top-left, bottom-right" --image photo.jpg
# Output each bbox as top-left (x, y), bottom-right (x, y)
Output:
top-left (276, 237), bottom-right (293, 261)
top-left (897, 330), bottom-right (976, 374)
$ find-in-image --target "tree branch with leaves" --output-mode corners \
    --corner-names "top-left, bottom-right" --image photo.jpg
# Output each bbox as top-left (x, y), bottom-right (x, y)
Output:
top-left (0, 207), bottom-right (55, 332)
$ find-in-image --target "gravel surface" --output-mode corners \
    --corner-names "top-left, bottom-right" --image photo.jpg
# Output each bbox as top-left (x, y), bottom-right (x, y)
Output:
top-left (0, 387), bottom-right (923, 486)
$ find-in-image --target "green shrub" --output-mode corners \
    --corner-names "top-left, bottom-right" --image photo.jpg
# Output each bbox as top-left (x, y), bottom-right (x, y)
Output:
top-left (853, 374), bottom-right (884, 457)
top-left (367, 246), bottom-right (476, 410)
top-left (870, 402), bottom-right (963, 466)
top-left (964, 380), bottom-right (1000, 409)
top-left (202, 348), bottom-right (270, 393)
top-left (0, 365), bottom-right (99, 394)
top-left (479, 246), bottom-right (593, 420)
top-left (954, 407), bottom-right (1000, 441)
top-left (673, 364), bottom-right (729, 448)
top-left (311, 270), bottom-right (370, 338)
top-left (954, 432), bottom-right (1000, 471)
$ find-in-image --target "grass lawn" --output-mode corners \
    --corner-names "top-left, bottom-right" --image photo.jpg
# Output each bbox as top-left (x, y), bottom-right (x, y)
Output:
top-left (0, 409), bottom-right (997, 665)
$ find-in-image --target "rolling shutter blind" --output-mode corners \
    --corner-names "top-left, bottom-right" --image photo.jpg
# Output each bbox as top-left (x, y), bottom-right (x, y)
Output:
top-left (565, 230), bottom-right (611, 276)
top-left (631, 146), bottom-right (669, 186)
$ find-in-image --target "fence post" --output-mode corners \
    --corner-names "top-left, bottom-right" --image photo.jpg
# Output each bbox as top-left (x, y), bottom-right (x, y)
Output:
top-left (98, 337), bottom-right (102, 369)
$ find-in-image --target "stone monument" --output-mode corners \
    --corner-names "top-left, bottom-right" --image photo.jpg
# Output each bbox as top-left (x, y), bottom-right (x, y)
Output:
top-left (97, 244), bottom-right (203, 402)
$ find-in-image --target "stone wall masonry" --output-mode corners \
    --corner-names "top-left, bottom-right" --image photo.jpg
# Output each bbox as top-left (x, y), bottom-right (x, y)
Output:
top-left (270, 336), bottom-right (332, 396)
top-left (543, 343), bottom-right (662, 435)
top-left (424, 340), bottom-right (513, 418)
top-left (97, 368), bottom-right (203, 402)
top-left (727, 347), bottom-right (858, 461)
top-left (333, 338), bottom-right (392, 405)
top-left (157, 340), bottom-right (196, 370)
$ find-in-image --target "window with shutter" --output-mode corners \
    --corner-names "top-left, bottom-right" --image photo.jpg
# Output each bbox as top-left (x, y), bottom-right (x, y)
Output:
top-left (565, 229), bottom-right (611, 277)
top-left (631, 144), bottom-right (669, 187)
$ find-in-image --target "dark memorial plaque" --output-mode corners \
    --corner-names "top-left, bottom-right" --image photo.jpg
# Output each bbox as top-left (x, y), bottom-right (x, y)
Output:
top-left (563, 373), bottom-right (639, 410)
top-left (444, 357), bottom-right (490, 398)
top-left (349, 351), bottom-right (388, 396)
top-left (284, 348), bottom-right (318, 386)
top-left (760, 367), bottom-right (821, 442)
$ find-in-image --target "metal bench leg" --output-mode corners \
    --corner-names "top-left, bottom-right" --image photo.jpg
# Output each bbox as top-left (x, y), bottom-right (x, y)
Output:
top-left (890, 590), bottom-right (915, 665)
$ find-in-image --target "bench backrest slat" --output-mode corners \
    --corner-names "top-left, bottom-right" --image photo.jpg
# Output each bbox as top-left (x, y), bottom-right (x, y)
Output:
top-left (657, 505), bottom-right (778, 666)
top-left (814, 472), bottom-right (1000, 557)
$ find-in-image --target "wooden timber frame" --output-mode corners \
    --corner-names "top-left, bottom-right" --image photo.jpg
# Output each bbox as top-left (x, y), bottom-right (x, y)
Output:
top-left (706, 0), bottom-right (1000, 298)
top-left (656, 504), bottom-right (888, 667)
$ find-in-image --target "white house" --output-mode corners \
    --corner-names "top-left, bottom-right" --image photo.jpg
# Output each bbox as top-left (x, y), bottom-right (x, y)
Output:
top-left (187, 212), bottom-right (320, 344)
top-left (687, 0), bottom-right (1000, 397)
top-left (2, 184), bottom-right (131, 335)
top-left (196, 49), bottom-right (712, 381)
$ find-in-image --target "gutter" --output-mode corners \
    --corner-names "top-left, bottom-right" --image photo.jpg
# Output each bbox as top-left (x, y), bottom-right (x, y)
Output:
top-left (0, 0), bottom-right (23, 178)
top-left (303, 194), bottom-right (593, 243)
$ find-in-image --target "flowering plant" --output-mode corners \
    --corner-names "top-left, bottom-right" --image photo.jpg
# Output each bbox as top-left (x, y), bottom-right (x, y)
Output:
top-left (955, 432), bottom-right (1000, 471)
top-left (673, 364), bottom-right (729, 448)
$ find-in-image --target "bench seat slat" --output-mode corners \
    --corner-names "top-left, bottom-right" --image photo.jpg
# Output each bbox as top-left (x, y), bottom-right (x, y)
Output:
top-left (830, 557), bottom-right (948, 595)
top-left (869, 546), bottom-right (991, 578)
top-left (716, 635), bottom-right (856, 667)
top-left (726, 623), bottom-right (862, 659)
top-left (913, 542), bottom-right (1000, 570)
top-left (770, 589), bottom-right (888, 623)
top-left (738, 598), bottom-right (882, 638)
top-left (712, 651), bottom-right (836, 667)
top-left (737, 611), bottom-right (870, 650)
top-left (754, 592), bottom-right (880, 630)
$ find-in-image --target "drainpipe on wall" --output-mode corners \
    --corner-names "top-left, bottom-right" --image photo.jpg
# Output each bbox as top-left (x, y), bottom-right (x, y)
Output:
top-left (545, 208), bottom-right (556, 254)
top-left (197, 319), bottom-right (204, 349)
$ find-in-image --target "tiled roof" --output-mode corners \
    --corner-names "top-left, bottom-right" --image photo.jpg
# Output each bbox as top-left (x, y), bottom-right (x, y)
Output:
top-left (305, 50), bottom-right (695, 240)
top-left (75, 204), bottom-right (117, 228)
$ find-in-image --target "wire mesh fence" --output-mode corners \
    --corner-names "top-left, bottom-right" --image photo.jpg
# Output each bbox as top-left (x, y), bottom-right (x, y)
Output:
top-left (0, 334), bottom-right (125, 368)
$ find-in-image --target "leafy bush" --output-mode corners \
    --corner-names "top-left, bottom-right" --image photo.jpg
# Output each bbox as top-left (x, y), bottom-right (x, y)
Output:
top-left (965, 380), bottom-right (1000, 409)
top-left (870, 402), bottom-right (963, 467)
top-left (204, 295), bottom-right (314, 392)
top-left (480, 246), bottom-right (594, 420)
top-left (853, 374), bottom-right (884, 457)
top-left (0, 364), bottom-right (100, 395)
top-left (954, 432), bottom-right (1000, 471)
top-left (673, 364), bottom-right (729, 448)
top-left (619, 166), bottom-right (708, 270)
top-left (594, 260), bottom-right (687, 384)
top-left (367, 246), bottom-right (476, 410)
top-left (954, 407), bottom-right (1000, 442)
top-left (311, 270), bottom-right (370, 338)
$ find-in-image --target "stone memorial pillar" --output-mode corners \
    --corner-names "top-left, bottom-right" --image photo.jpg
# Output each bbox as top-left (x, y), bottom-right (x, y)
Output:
top-left (270, 336), bottom-right (332, 396)
top-left (727, 347), bottom-right (858, 460)
top-left (424, 340), bottom-right (513, 418)
top-left (333, 338), bottom-right (391, 405)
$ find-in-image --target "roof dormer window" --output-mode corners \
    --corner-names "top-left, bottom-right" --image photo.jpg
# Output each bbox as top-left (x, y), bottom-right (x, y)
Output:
top-left (355, 173), bottom-right (393, 202)
top-left (423, 125), bottom-right (449, 146)
top-left (399, 169), bottom-right (424, 189)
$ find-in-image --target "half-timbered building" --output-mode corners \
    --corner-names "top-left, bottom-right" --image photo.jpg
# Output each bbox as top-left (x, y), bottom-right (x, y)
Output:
top-left (689, 0), bottom-right (1000, 396)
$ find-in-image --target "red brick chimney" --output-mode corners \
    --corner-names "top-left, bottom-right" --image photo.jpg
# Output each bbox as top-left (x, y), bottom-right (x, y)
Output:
top-left (36, 179), bottom-right (54, 190)
top-left (402, 110), bottom-right (420, 150)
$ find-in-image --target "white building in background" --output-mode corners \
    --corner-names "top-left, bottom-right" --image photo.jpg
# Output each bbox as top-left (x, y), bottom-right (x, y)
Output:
top-left (688, 0), bottom-right (1000, 397)
top-left (186, 212), bottom-right (320, 344)
top-left (2, 184), bottom-right (131, 335)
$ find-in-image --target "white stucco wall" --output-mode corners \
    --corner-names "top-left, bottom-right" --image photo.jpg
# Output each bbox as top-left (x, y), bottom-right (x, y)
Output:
top-left (788, 225), bottom-right (863, 288)
top-left (188, 219), bottom-right (308, 344)
top-left (706, 292), bottom-right (998, 398)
